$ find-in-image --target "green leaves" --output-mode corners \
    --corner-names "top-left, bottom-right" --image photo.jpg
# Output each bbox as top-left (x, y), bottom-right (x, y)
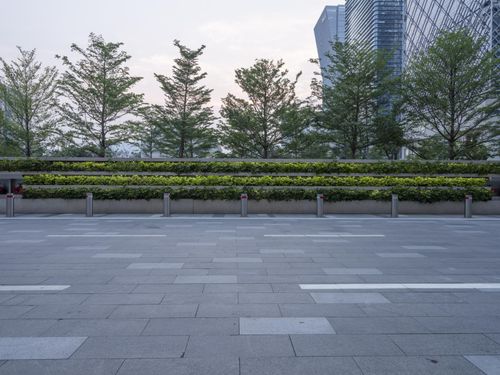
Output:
top-left (56, 33), bottom-right (144, 157)
top-left (23, 174), bottom-right (488, 188)
top-left (146, 40), bottom-right (216, 158)
top-left (1, 159), bottom-right (499, 175)
top-left (219, 59), bottom-right (313, 158)
top-left (403, 29), bottom-right (500, 160)
top-left (22, 186), bottom-right (492, 203)
top-left (0, 47), bottom-right (59, 157)
top-left (314, 41), bottom-right (397, 159)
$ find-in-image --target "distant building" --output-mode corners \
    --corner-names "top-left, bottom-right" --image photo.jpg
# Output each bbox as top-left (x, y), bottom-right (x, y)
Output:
top-left (405, 0), bottom-right (500, 65)
top-left (314, 5), bottom-right (346, 84)
top-left (345, 0), bottom-right (405, 77)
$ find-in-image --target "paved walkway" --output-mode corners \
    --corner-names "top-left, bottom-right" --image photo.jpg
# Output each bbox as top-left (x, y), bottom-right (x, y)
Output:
top-left (0, 215), bottom-right (499, 374)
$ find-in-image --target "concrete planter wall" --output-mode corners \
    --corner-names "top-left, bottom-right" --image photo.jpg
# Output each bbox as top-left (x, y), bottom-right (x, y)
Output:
top-left (1, 197), bottom-right (500, 215)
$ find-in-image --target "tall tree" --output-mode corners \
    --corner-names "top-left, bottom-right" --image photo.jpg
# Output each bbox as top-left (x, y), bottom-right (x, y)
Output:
top-left (130, 108), bottom-right (160, 158)
top-left (149, 40), bottom-right (215, 158)
top-left (313, 41), bottom-right (396, 159)
top-left (57, 33), bottom-right (144, 157)
top-left (402, 29), bottom-right (499, 160)
top-left (0, 47), bottom-right (58, 156)
top-left (219, 59), bottom-right (305, 158)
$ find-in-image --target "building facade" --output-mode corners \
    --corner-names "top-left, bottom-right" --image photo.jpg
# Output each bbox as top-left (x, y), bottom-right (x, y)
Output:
top-left (345, 0), bottom-right (405, 76)
top-left (405, 0), bottom-right (500, 64)
top-left (314, 5), bottom-right (346, 81)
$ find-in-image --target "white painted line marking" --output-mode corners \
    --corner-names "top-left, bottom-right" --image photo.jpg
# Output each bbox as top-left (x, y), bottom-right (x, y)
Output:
top-left (67, 246), bottom-right (110, 251)
top-left (219, 236), bottom-right (255, 240)
top-left (213, 258), bottom-right (263, 263)
top-left (47, 234), bottom-right (167, 238)
top-left (313, 239), bottom-right (349, 243)
top-left (7, 230), bottom-right (43, 233)
top-left (4, 240), bottom-right (45, 244)
top-left (377, 253), bottom-right (425, 258)
top-left (265, 234), bottom-right (385, 238)
top-left (402, 246), bottom-right (447, 250)
top-left (260, 249), bottom-right (305, 254)
top-left (126, 263), bottom-right (183, 269)
top-left (205, 230), bottom-right (236, 233)
top-left (300, 283), bottom-right (500, 290)
top-left (0, 285), bottom-right (71, 291)
top-left (176, 242), bottom-right (216, 246)
top-left (92, 253), bottom-right (142, 259)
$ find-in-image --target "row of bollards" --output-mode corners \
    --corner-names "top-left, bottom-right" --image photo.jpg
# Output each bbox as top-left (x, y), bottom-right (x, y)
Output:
top-left (3, 192), bottom-right (475, 218)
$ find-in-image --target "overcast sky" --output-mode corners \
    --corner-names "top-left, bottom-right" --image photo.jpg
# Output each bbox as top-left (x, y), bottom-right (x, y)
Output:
top-left (0, 0), bottom-right (343, 109)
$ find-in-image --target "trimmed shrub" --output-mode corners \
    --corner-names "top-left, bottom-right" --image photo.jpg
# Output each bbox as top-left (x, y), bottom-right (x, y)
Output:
top-left (22, 186), bottom-right (492, 203)
top-left (1, 159), bottom-right (500, 175)
top-left (23, 174), bottom-right (488, 187)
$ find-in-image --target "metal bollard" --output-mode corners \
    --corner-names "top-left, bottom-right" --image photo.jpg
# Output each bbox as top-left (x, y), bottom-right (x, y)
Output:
top-left (5, 194), bottom-right (14, 217)
top-left (240, 193), bottom-right (248, 217)
top-left (86, 193), bottom-right (93, 217)
top-left (391, 194), bottom-right (399, 218)
top-left (464, 195), bottom-right (473, 218)
top-left (163, 193), bottom-right (171, 217)
top-left (316, 194), bottom-right (324, 217)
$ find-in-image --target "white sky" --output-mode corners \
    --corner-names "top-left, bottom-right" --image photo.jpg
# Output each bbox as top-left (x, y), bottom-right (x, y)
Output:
top-left (0, 0), bottom-right (343, 111)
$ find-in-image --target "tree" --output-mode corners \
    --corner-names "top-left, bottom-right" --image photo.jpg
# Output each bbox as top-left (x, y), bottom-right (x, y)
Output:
top-left (130, 108), bottom-right (161, 158)
top-left (56, 33), bottom-right (144, 157)
top-left (0, 47), bottom-right (58, 156)
top-left (402, 29), bottom-right (499, 160)
top-left (220, 59), bottom-right (306, 159)
top-left (148, 40), bottom-right (215, 158)
top-left (313, 41), bottom-right (396, 159)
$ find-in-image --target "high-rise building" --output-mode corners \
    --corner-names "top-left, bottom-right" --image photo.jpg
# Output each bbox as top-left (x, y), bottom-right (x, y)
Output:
top-left (405, 0), bottom-right (500, 65)
top-left (314, 5), bottom-right (346, 81)
top-left (345, 0), bottom-right (405, 76)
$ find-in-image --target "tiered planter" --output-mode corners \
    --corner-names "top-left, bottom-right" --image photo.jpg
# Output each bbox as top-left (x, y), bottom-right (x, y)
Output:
top-left (1, 158), bottom-right (499, 214)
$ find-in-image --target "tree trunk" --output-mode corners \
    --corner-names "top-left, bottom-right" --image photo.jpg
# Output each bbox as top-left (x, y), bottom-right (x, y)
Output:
top-left (25, 119), bottom-right (31, 157)
top-left (448, 140), bottom-right (456, 160)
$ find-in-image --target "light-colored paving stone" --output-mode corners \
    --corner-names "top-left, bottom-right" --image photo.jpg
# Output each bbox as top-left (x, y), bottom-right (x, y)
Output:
top-left (240, 317), bottom-right (335, 334)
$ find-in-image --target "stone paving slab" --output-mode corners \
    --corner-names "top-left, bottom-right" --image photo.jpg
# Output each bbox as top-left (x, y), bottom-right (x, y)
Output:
top-left (465, 355), bottom-right (500, 375)
top-left (240, 317), bottom-right (335, 335)
top-left (73, 336), bottom-right (188, 359)
top-left (41, 319), bottom-right (148, 337)
top-left (391, 334), bottom-right (500, 355)
top-left (0, 216), bottom-right (499, 374)
top-left (240, 357), bottom-right (362, 375)
top-left (185, 336), bottom-right (294, 358)
top-left (117, 358), bottom-right (239, 375)
top-left (311, 292), bottom-right (390, 304)
top-left (0, 359), bottom-right (123, 375)
top-left (0, 337), bottom-right (87, 360)
top-left (142, 318), bottom-right (239, 336)
top-left (110, 304), bottom-right (198, 319)
top-left (291, 334), bottom-right (404, 356)
top-left (355, 356), bottom-right (485, 375)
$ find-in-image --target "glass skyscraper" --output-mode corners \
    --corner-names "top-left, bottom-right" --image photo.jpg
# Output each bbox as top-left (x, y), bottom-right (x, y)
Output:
top-left (345, 0), bottom-right (405, 76)
top-left (405, 0), bottom-right (500, 64)
top-left (314, 5), bottom-right (346, 82)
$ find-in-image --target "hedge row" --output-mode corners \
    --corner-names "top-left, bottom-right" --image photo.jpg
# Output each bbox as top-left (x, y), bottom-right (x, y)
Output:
top-left (23, 175), bottom-right (488, 188)
top-left (2, 159), bottom-right (500, 175)
top-left (23, 187), bottom-right (492, 203)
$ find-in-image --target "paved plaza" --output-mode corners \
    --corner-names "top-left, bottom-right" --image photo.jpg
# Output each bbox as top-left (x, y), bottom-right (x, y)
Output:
top-left (0, 214), bottom-right (500, 374)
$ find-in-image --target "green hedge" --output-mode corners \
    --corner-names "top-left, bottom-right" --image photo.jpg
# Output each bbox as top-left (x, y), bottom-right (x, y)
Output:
top-left (23, 174), bottom-right (488, 187)
top-left (22, 186), bottom-right (492, 203)
top-left (2, 159), bottom-right (500, 175)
